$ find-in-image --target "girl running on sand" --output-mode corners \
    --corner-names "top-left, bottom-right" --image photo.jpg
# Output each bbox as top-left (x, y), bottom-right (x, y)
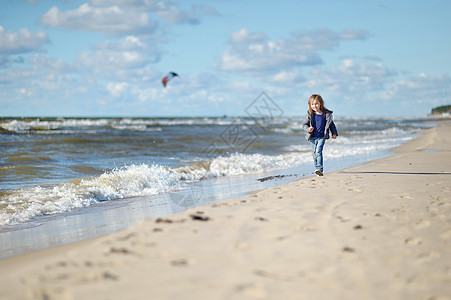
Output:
top-left (302, 94), bottom-right (338, 176)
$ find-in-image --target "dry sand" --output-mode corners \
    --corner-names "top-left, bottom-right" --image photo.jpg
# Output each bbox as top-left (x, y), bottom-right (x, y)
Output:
top-left (1, 120), bottom-right (450, 300)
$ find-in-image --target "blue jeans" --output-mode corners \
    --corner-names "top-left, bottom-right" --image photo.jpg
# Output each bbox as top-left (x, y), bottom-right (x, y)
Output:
top-left (310, 138), bottom-right (325, 172)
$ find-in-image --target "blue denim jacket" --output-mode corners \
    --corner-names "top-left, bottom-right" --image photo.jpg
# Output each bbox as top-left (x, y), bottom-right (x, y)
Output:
top-left (302, 109), bottom-right (338, 141)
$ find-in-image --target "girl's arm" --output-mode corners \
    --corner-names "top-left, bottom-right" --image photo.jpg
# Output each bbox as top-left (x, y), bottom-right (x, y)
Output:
top-left (302, 114), bottom-right (312, 132)
top-left (329, 120), bottom-right (338, 138)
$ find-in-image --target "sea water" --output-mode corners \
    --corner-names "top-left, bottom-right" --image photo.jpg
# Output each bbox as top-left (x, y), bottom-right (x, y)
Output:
top-left (0, 116), bottom-right (438, 257)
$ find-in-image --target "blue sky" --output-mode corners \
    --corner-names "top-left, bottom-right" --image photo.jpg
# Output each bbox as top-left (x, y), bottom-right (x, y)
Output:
top-left (0, 0), bottom-right (450, 117)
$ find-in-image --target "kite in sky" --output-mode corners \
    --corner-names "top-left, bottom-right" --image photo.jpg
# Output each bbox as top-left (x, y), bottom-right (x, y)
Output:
top-left (162, 72), bottom-right (179, 87)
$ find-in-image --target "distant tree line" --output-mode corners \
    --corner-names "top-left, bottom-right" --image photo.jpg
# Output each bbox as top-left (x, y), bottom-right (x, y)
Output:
top-left (431, 105), bottom-right (451, 114)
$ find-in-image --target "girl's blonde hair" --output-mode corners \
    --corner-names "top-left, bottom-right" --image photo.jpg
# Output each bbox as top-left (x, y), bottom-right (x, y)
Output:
top-left (308, 94), bottom-right (327, 115)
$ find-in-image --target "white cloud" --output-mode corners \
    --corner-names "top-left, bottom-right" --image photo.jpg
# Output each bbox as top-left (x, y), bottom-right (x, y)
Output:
top-left (0, 26), bottom-right (50, 55)
top-left (94, 35), bottom-right (146, 52)
top-left (218, 29), bottom-right (320, 76)
top-left (0, 53), bottom-right (88, 114)
top-left (0, 54), bottom-right (73, 90)
top-left (131, 86), bottom-right (160, 102)
top-left (77, 36), bottom-right (155, 80)
top-left (207, 95), bottom-right (224, 102)
top-left (90, 0), bottom-right (217, 24)
top-left (229, 28), bottom-right (266, 44)
top-left (271, 70), bottom-right (304, 83)
top-left (300, 58), bottom-right (397, 95)
top-left (381, 73), bottom-right (451, 104)
top-left (31, 54), bottom-right (75, 73)
top-left (155, 2), bottom-right (200, 25)
top-left (288, 29), bottom-right (368, 52)
top-left (107, 82), bottom-right (129, 97)
top-left (40, 1), bottom-right (214, 37)
top-left (41, 3), bottom-right (158, 36)
top-left (89, 0), bottom-right (157, 9)
top-left (217, 28), bottom-right (369, 77)
top-left (290, 59), bottom-right (451, 115)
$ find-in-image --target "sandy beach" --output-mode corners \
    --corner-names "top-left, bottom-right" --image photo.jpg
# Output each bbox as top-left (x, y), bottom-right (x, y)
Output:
top-left (1, 120), bottom-right (450, 300)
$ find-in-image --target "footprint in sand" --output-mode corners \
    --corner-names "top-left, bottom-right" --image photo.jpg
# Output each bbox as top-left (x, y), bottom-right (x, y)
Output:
top-left (276, 235), bottom-right (291, 241)
top-left (108, 247), bottom-right (134, 255)
top-left (115, 232), bottom-right (137, 241)
top-left (155, 217), bottom-right (186, 224)
top-left (46, 259), bottom-right (117, 271)
top-left (399, 193), bottom-right (413, 200)
top-left (170, 258), bottom-right (196, 266)
top-left (336, 215), bottom-right (352, 223)
top-left (417, 251), bottom-right (441, 263)
top-left (342, 246), bottom-right (356, 253)
top-left (253, 269), bottom-right (296, 281)
top-left (131, 240), bottom-right (157, 248)
top-left (364, 212), bottom-right (383, 218)
top-left (437, 201), bottom-right (451, 208)
top-left (404, 237), bottom-right (422, 245)
top-left (80, 271), bottom-right (119, 282)
top-left (65, 271), bottom-right (119, 283)
top-left (433, 214), bottom-right (447, 221)
top-left (29, 269), bottom-right (119, 284)
top-left (414, 219), bottom-right (431, 229)
top-left (26, 287), bottom-right (71, 300)
top-left (235, 283), bottom-right (266, 298)
top-left (292, 225), bottom-right (315, 232)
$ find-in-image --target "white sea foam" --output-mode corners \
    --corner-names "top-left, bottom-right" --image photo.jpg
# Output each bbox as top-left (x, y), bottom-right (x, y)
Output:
top-left (0, 150), bottom-right (316, 225)
top-left (0, 119), bottom-right (110, 132)
top-left (0, 164), bottom-right (181, 225)
top-left (0, 117), bottom-right (237, 133)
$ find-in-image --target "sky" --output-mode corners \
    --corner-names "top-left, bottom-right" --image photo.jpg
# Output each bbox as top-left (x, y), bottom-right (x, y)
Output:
top-left (0, 0), bottom-right (450, 117)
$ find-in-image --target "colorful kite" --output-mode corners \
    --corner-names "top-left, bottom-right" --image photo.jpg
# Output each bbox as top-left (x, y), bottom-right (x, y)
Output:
top-left (162, 72), bottom-right (179, 87)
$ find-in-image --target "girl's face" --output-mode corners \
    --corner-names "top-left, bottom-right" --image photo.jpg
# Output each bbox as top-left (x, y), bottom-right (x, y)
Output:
top-left (310, 99), bottom-right (322, 114)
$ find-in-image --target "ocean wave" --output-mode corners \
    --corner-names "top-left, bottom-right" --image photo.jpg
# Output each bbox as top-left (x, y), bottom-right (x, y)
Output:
top-left (0, 117), bottom-right (298, 134)
top-left (0, 151), bottom-right (314, 225)
top-left (0, 164), bottom-right (180, 225)
top-left (0, 117), bottom-right (239, 133)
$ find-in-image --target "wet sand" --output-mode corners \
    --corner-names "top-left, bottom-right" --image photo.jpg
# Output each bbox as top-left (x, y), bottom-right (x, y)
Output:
top-left (0, 120), bottom-right (450, 300)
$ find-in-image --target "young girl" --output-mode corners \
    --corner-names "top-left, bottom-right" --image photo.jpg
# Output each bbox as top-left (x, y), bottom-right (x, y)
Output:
top-left (302, 94), bottom-right (338, 176)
